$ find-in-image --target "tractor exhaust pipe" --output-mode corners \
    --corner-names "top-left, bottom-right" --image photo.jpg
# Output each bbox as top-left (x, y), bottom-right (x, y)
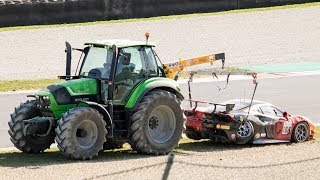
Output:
top-left (65, 42), bottom-right (72, 80)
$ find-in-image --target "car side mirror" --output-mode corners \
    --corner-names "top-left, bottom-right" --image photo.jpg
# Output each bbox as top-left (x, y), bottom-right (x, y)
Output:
top-left (120, 53), bottom-right (131, 65)
top-left (226, 104), bottom-right (235, 113)
top-left (283, 111), bottom-right (289, 119)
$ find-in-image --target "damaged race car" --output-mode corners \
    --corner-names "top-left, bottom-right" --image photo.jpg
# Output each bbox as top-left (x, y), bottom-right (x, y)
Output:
top-left (184, 99), bottom-right (315, 144)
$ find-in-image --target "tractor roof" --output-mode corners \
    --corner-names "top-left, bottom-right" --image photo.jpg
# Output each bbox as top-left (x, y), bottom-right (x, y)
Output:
top-left (84, 39), bottom-right (156, 48)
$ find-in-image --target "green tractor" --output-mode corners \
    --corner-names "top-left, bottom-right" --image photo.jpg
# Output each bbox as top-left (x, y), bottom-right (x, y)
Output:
top-left (8, 34), bottom-right (224, 159)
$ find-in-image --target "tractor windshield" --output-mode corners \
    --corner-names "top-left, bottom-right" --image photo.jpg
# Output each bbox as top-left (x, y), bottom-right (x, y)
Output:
top-left (80, 47), bottom-right (113, 78)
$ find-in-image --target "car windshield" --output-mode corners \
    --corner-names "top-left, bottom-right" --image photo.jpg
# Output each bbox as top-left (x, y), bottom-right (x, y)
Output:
top-left (80, 47), bottom-right (113, 78)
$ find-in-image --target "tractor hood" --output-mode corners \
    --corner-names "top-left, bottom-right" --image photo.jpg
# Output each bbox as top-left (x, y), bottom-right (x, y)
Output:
top-left (36, 78), bottom-right (98, 105)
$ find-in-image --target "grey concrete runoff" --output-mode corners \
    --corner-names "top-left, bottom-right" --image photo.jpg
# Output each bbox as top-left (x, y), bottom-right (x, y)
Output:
top-left (0, 5), bottom-right (320, 80)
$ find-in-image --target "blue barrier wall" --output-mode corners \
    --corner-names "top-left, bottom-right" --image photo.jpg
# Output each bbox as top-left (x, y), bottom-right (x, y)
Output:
top-left (0, 0), bottom-right (318, 27)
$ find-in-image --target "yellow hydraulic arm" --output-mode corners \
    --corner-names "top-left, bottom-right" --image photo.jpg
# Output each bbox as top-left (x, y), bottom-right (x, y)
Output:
top-left (163, 53), bottom-right (225, 79)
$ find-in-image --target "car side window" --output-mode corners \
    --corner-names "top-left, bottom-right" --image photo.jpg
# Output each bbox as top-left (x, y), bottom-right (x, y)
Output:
top-left (259, 105), bottom-right (283, 117)
top-left (272, 107), bottom-right (283, 117)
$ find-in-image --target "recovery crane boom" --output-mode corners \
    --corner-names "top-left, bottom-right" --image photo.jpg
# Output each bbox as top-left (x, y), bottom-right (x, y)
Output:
top-left (162, 53), bottom-right (225, 79)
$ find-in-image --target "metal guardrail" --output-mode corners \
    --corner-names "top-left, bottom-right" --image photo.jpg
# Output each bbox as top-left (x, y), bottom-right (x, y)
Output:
top-left (1, 0), bottom-right (318, 27)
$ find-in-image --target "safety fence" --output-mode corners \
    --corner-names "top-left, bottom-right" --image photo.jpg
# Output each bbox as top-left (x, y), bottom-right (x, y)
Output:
top-left (0, 0), bottom-right (319, 27)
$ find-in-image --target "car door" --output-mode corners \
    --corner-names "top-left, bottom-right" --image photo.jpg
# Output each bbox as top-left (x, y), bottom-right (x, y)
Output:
top-left (259, 105), bottom-right (292, 140)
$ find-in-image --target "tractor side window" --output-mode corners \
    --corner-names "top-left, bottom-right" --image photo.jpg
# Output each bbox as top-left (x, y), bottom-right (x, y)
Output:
top-left (145, 47), bottom-right (158, 76)
top-left (113, 47), bottom-right (145, 105)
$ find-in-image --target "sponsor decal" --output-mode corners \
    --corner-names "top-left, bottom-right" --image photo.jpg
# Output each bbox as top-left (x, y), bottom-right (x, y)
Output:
top-left (186, 59), bottom-right (197, 66)
top-left (168, 62), bottom-right (178, 67)
top-left (220, 125), bottom-right (230, 130)
top-left (231, 134), bottom-right (236, 139)
top-left (255, 133), bottom-right (261, 139)
top-left (74, 97), bottom-right (90, 102)
top-left (282, 121), bottom-right (293, 134)
top-left (260, 133), bottom-right (266, 138)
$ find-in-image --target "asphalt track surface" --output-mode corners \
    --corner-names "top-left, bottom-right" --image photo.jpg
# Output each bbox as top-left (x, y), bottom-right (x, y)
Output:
top-left (0, 6), bottom-right (320, 80)
top-left (1, 74), bottom-right (319, 148)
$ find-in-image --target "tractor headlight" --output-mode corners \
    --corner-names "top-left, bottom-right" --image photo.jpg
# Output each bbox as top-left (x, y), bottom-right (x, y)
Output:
top-left (37, 95), bottom-right (51, 108)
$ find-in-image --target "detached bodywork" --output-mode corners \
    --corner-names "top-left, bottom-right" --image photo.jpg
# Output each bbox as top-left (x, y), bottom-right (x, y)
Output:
top-left (185, 99), bottom-right (315, 144)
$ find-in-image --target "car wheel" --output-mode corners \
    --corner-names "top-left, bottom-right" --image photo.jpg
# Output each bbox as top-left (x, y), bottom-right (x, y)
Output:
top-left (292, 122), bottom-right (309, 142)
top-left (236, 121), bottom-right (254, 144)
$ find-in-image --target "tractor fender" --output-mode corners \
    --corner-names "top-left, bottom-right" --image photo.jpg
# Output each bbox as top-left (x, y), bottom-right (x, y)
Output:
top-left (78, 101), bottom-right (113, 138)
top-left (125, 77), bottom-right (184, 110)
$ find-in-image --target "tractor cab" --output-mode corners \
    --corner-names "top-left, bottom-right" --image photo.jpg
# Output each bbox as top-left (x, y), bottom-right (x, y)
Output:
top-left (68, 40), bottom-right (161, 106)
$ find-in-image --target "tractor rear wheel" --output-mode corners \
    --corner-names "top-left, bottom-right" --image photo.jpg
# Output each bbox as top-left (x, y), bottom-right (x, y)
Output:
top-left (129, 90), bottom-right (184, 155)
top-left (55, 107), bottom-right (107, 160)
top-left (8, 100), bottom-right (54, 153)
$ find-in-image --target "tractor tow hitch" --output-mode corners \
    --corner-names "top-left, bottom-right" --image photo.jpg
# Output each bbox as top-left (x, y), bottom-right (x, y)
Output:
top-left (23, 117), bottom-right (55, 137)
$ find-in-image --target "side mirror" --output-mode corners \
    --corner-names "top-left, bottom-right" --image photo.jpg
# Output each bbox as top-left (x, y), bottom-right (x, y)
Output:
top-left (283, 111), bottom-right (289, 119)
top-left (226, 104), bottom-right (235, 113)
top-left (120, 53), bottom-right (131, 65)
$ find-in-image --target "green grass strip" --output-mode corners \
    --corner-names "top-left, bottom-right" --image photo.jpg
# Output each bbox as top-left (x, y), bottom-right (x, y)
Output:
top-left (1, 2), bottom-right (320, 32)
top-left (240, 61), bottom-right (320, 73)
top-left (0, 67), bottom-right (251, 92)
top-left (0, 79), bottom-right (62, 92)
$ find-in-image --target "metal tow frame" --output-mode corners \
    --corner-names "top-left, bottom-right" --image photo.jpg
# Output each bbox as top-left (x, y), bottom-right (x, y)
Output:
top-left (186, 71), bottom-right (258, 117)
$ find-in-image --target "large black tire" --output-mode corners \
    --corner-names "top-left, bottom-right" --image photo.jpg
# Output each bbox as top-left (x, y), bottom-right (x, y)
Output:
top-left (292, 122), bottom-right (309, 142)
top-left (8, 100), bottom-right (55, 153)
top-left (103, 138), bottom-right (125, 150)
top-left (129, 90), bottom-right (184, 155)
top-left (55, 107), bottom-right (107, 160)
top-left (235, 121), bottom-right (254, 144)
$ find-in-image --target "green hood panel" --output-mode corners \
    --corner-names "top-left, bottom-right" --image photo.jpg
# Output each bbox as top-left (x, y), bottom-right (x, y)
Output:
top-left (125, 77), bottom-right (182, 109)
top-left (56, 78), bottom-right (97, 95)
top-left (35, 78), bottom-right (97, 119)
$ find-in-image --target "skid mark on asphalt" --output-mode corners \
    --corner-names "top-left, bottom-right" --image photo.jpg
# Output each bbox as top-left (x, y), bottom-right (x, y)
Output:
top-left (86, 154), bottom-right (320, 179)
top-left (174, 156), bottom-right (320, 169)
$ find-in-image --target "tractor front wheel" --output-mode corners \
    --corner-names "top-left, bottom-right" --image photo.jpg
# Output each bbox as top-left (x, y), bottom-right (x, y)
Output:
top-left (8, 100), bottom-right (55, 153)
top-left (55, 107), bottom-right (107, 160)
top-left (129, 90), bottom-right (184, 155)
